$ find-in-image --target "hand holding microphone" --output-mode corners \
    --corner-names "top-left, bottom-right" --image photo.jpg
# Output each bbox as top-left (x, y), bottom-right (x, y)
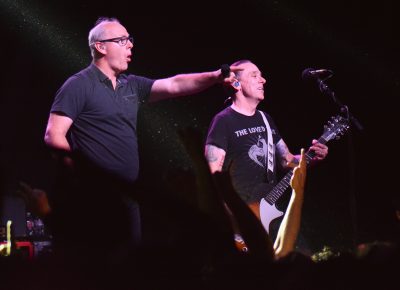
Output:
top-left (220, 64), bottom-right (243, 84)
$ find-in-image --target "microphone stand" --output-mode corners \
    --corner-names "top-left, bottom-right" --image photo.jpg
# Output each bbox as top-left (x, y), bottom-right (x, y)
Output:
top-left (317, 79), bottom-right (363, 131)
top-left (317, 78), bottom-right (362, 249)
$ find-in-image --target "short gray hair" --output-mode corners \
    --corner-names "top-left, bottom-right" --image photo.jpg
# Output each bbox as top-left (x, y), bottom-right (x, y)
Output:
top-left (88, 17), bottom-right (120, 59)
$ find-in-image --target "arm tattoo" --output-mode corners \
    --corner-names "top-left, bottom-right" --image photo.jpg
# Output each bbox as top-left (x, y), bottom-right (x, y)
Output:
top-left (276, 139), bottom-right (290, 167)
top-left (205, 144), bottom-right (226, 172)
top-left (205, 144), bottom-right (219, 162)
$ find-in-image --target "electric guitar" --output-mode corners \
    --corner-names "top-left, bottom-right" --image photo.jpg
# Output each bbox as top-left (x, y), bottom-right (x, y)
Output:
top-left (247, 115), bottom-right (350, 233)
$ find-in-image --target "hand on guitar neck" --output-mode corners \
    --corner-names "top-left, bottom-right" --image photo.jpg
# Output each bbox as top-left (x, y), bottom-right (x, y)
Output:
top-left (287, 139), bottom-right (328, 169)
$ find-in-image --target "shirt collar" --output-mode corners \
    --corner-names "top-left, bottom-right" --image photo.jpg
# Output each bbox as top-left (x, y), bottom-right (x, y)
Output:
top-left (89, 63), bottom-right (109, 83)
top-left (88, 63), bottom-right (127, 85)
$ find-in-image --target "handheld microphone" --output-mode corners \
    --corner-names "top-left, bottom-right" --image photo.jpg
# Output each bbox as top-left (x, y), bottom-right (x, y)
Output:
top-left (221, 64), bottom-right (231, 78)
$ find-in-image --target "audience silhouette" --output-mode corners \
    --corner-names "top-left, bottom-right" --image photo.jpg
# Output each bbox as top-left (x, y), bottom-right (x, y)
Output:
top-left (0, 128), bottom-right (398, 290)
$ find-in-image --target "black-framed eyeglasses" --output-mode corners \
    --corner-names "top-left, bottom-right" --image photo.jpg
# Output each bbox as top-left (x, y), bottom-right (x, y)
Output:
top-left (97, 36), bottom-right (134, 46)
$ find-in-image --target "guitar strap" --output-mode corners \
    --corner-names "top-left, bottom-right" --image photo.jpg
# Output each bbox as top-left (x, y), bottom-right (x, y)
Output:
top-left (258, 111), bottom-right (275, 183)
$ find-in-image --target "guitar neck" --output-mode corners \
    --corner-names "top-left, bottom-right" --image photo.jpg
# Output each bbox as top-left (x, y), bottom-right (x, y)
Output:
top-left (264, 135), bottom-right (328, 205)
top-left (303, 135), bottom-right (327, 163)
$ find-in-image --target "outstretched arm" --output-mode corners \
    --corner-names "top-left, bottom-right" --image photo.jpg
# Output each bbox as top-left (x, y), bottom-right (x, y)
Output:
top-left (273, 148), bottom-right (307, 259)
top-left (149, 65), bottom-right (242, 102)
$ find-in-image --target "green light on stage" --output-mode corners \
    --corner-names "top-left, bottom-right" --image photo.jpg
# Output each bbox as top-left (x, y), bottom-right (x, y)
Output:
top-left (0, 0), bottom-right (88, 70)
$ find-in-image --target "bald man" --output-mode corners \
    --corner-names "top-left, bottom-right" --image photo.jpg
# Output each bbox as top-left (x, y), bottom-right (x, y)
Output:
top-left (44, 17), bottom-right (239, 257)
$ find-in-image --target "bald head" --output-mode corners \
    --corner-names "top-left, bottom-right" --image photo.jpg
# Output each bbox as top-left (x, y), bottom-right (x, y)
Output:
top-left (88, 17), bottom-right (121, 59)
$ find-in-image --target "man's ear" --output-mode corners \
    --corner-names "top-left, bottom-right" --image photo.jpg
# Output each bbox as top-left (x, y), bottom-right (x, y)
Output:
top-left (94, 42), bottom-right (106, 55)
top-left (231, 79), bottom-right (241, 91)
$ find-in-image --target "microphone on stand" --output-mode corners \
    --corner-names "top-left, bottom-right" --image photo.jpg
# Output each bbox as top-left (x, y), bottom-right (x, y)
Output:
top-left (301, 68), bottom-right (334, 95)
top-left (301, 67), bottom-right (363, 131)
top-left (301, 68), bottom-right (333, 81)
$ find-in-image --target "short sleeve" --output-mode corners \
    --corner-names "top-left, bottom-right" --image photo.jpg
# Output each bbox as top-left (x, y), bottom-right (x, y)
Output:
top-left (127, 75), bottom-right (155, 104)
top-left (50, 75), bottom-right (87, 120)
top-left (206, 114), bottom-right (229, 151)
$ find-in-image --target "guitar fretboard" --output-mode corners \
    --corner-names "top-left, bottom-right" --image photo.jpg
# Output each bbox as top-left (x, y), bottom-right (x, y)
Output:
top-left (264, 136), bottom-right (327, 205)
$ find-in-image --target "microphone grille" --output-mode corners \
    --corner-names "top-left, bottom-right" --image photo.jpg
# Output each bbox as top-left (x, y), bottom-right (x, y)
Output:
top-left (301, 68), bottom-right (315, 81)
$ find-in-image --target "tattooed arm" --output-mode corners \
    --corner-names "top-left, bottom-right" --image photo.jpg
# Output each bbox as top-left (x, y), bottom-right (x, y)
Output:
top-left (205, 144), bottom-right (226, 173)
top-left (275, 139), bottom-right (297, 169)
top-left (276, 138), bottom-right (328, 170)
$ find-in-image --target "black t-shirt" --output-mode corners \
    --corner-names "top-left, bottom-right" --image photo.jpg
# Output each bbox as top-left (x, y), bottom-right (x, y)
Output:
top-left (206, 106), bottom-right (282, 202)
top-left (51, 64), bottom-right (154, 183)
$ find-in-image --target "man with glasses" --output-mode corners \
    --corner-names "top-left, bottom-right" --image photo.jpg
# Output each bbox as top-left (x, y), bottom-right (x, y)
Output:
top-left (44, 17), bottom-right (238, 263)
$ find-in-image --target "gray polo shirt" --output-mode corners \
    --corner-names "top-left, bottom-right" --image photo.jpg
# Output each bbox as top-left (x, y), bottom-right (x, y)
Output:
top-left (51, 63), bottom-right (154, 182)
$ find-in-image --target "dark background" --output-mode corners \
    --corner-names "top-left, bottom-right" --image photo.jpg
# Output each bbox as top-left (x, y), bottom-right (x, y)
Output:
top-left (1, 0), bottom-right (399, 253)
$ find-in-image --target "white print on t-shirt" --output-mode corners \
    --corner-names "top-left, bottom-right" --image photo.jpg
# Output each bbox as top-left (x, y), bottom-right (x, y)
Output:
top-left (234, 126), bottom-right (265, 137)
top-left (248, 135), bottom-right (268, 168)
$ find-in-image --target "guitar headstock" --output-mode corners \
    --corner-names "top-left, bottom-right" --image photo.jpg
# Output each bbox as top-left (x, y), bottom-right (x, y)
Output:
top-left (322, 115), bottom-right (350, 142)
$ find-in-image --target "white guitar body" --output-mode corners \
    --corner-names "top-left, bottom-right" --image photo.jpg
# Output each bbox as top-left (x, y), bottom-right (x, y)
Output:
top-left (259, 198), bottom-right (284, 233)
top-left (235, 116), bottom-right (349, 251)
